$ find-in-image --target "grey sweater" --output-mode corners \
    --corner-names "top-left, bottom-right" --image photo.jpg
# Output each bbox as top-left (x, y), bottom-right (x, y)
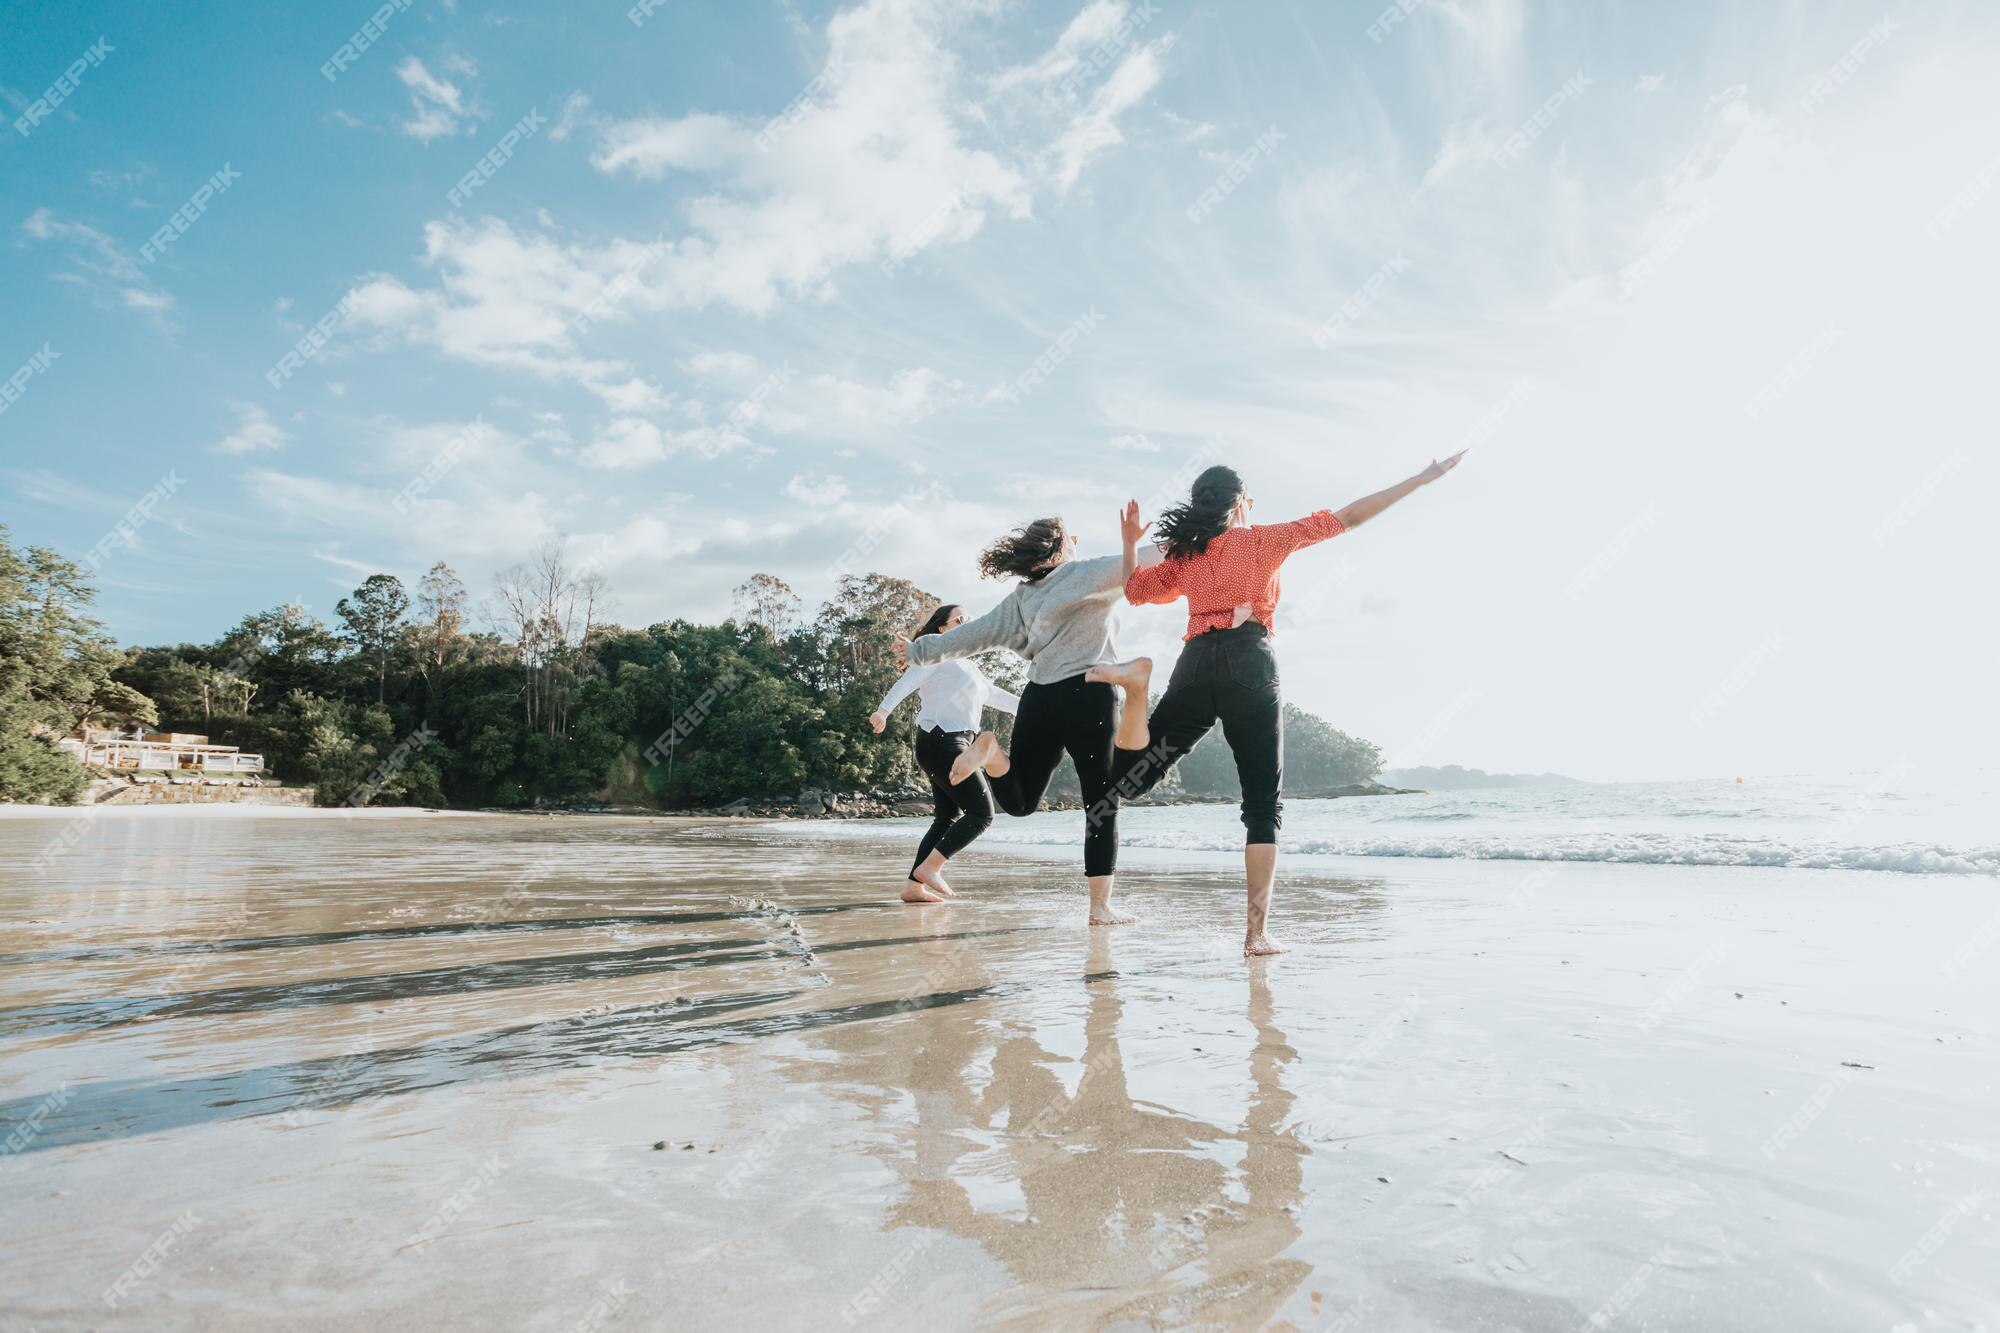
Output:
top-left (909, 549), bottom-right (1163, 685)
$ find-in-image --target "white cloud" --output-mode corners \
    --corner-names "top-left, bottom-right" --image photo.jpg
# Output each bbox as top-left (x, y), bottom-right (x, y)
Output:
top-left (1107, 432), bottom-right (1158, 451)
top-left (580, 417), bottom-right (667, 469)
top-left (396, 57), bottom-right (472, 141)
top-left (214, 401), bottom-right (291, 454)
top-left (1044, 41), bottom-right (1167, 191)
top-left (989, 0), bottom-right (1131, 93)
top-left (19, 208), bottom-right (176, 326)
top-left (785, 473), bottom-right (850, 506)
top-left (785, 367), bottom-right (957, 433)
top-left (1634, 73), bottom-right (1666, 94)
top-left (687, 350), bottom-right (762, 382)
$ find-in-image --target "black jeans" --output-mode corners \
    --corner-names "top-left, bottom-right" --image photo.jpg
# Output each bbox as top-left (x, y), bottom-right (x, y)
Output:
top-left (988, 675), bottom-right (1121, 877)
top-left (911, 727), bottom-right (996, 877)
top-left (1108, 622), bottom-right (1284, 844)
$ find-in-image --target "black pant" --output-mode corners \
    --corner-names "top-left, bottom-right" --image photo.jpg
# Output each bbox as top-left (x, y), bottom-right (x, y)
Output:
top-left (988, 675), bottom-right (1121, 877)
top-left (1107, 622), bottom-right (1284, 844)
top-left (911, 726), bottom-right (996, 877)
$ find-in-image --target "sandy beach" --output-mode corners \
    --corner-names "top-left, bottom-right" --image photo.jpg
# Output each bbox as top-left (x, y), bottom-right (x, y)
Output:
top-left (2, 807), bottom-right (1995, 1331)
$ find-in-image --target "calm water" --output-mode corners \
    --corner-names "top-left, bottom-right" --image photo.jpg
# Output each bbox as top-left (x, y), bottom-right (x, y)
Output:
top-left (799, 772), bottom-right (2000, 877)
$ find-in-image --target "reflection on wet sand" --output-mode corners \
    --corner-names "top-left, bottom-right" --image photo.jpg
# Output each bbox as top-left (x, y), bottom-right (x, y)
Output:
top-left (816, 931), bottom-right (1311, 1327)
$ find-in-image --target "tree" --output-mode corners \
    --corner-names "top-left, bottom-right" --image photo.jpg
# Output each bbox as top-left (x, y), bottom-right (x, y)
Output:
top-left (493, 539), bottom-right (606, 738)
top-left (0, 526), bottom-right (142, 802)
top-left (732, 573), bottom-right (802, 643)
top-left (410, 561), bottom-right (467, 715)
top-left (336, 574), bottom-right (410, 704)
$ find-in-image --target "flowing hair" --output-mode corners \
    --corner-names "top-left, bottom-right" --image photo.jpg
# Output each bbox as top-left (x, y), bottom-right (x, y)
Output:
top-left (977, 518), bottom-right (1068, 581)
top-left (1155, 465), bottom-right (1246, 559)
top-left (912, 603), bottom-right (963, 638)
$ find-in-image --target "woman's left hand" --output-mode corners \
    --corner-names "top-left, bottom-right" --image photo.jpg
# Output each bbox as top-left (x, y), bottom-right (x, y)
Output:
top-left (892, 632), bottom-right (912, 665)
top-left (1119, 499), bottom-right (1152, 546)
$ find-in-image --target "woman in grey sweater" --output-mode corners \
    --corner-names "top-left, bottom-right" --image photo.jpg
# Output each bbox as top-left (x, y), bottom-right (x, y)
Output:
top-left (894, 503), bottom-right (1158, 926)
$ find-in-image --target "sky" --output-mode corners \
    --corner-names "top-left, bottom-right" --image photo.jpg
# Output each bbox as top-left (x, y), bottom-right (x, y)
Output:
top-left (3, 0), bottom-right (1995, 784)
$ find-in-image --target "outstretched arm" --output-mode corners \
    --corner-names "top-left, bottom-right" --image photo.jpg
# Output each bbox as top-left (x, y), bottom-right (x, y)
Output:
top-left (1333, 451), bottom-right (1465, 531)
top-left (1118, 499), bottom-right (1152, 584)
top-left (870, 664), bottom-right (927, 732)
top-left (896, 596), bottom-right (1026, 668)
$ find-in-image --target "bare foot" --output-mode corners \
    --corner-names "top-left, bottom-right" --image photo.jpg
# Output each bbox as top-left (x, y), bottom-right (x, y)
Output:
top-left (911, 862), bottom-right (954, 900)
top-left (949, 731), bottom-right (1000, 785)
top-left (901, 882), bottom-right (945, 904)
top-left (1244, 933), bottom-right (1287, 956)
top-left (1089, 907), bottom-right (1139, 926)
top-left (1085, 657), bottom-right (1152, 694)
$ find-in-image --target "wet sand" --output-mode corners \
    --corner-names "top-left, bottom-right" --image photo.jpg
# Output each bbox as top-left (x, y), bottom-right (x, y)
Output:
top-left (2, 809), bottom-right (1996, 1330)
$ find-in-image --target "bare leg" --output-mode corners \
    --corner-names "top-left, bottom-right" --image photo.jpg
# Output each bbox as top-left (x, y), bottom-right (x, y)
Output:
top-left (1085, 658), bottom-right (1153, 751)
top-left (1243, 843), bottom-right (1285, 954)
top-left (910, 850), bottom-right (955, 899)
top-left (1088, 874), bottom-right (1137, 926)
top-left (950, 731), bottom-right (1003, 785)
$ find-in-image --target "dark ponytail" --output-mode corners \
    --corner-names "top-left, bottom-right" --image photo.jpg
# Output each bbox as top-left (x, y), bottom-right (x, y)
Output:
top-left (912, 603), bottom-right (962, 638)
top-left (977, 518), bottom-right (1068, 581)
top-left (1155, 465), bottom-right (1246, 559)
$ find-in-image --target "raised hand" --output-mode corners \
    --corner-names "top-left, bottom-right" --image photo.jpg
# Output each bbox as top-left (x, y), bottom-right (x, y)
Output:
top-left (1423, 449), bottom-right (1468, 482)
top-left (892, 631), bottom-right (912, 665)
top-left (1119, 499), bottom-right (1152, 546)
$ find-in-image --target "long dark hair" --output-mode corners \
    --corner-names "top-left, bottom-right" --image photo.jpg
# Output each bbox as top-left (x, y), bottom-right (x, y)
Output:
top-left (912, 603), bottom-right (963, 638)
top-left (1156, 465), bottom-right (1246, 559)
top-left (977, 518), bottom-right (1067, 581)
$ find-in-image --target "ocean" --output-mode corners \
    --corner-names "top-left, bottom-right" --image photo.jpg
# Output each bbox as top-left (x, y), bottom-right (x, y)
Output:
top-left (801, 772), bottom-right (2000, 878)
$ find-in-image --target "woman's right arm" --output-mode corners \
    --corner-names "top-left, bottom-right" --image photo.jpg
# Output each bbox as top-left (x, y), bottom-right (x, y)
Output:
top-left (872, 664), bottom-right (927, 730)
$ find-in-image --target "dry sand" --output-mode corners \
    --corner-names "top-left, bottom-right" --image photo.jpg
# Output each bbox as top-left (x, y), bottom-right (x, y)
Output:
top-left (1, 810), bottom-right (1995, 1330)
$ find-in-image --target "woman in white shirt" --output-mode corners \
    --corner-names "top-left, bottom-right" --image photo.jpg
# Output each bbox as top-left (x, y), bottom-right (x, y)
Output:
top-left (870, 603), bottom-right (1021, 904)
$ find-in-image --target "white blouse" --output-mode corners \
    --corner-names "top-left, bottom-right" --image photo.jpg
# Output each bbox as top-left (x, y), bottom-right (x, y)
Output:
top-left (877, 658), bottom-right (1020, 734)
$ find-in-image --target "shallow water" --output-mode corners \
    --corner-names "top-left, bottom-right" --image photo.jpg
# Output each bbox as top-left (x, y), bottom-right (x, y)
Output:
top-left (2, 810), bottom-right (1996, 1330)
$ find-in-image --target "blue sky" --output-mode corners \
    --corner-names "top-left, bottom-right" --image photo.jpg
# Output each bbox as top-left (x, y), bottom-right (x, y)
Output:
top-left (4, 0), bottom-right (1996, 781)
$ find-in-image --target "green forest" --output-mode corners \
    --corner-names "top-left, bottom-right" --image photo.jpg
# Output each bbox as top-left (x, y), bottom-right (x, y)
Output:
top-left (0, 524), bottom-right (1383, 809)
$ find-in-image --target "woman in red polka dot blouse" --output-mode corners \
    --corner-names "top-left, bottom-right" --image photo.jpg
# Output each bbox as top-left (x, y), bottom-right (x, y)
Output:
top-left (1087, 453), bottom-right (1465, 955)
